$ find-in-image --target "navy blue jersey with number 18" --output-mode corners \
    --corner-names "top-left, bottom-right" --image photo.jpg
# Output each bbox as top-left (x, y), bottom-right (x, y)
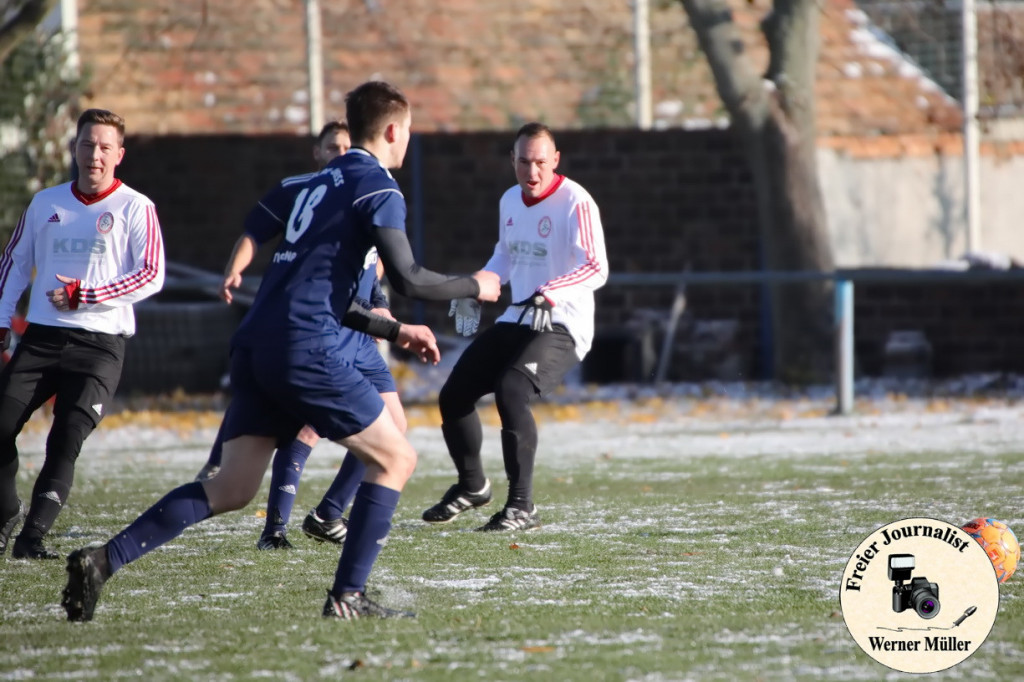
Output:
top-left (240, 166), bottom-right (384, 352)
top-left (231, 149), bottom-right (404, 355)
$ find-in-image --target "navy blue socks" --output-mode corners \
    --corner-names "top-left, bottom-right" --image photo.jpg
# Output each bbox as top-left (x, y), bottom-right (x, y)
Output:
top-left (316, 451), bottom-right (365, 520)
top-left (331, 482), bottom-right (399, 595)
top-left (263, 441), bottom-right (313, 535)
top-left (106, 481), bottom-right (212, 574)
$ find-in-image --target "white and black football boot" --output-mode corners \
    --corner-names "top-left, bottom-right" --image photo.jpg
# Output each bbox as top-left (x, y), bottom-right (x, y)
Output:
top-left (302, 510), bottom-right (348, 545)
top-left (475, 505), bottom-right (540, 532)
top-left (322, 591), bottom-right (415, 620)
top-left (421, 480), bottom-right (492, 524)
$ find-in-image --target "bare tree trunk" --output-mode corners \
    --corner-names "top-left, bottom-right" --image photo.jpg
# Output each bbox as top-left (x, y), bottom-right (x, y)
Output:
top-left (0, 0), bottom-right (58, 65)
top-left (680, 0), bottom-right (834, 382)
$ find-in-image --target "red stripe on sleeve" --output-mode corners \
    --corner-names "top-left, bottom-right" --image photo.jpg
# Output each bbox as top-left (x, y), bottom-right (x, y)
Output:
top-left (0, 212), bottom-right (27, 295)
top-left (82, 204), bottom-right (163, 303)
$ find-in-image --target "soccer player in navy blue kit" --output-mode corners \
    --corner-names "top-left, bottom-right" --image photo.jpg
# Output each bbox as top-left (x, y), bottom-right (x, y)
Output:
top-left (193, 121), bottom-right (406, 551)
top-left (61, 81), bottom-right (501, 621)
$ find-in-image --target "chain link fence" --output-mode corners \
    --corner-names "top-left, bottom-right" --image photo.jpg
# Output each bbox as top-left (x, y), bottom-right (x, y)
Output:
top-left (857, 0), bottom-right (1024, 136)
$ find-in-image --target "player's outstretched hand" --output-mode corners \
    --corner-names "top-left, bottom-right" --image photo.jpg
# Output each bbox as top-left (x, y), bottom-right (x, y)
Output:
top-left (472, 270), bottom-right (501, 302)
top-left (448, 299), bottom-right (481, 336)
top-left (514, 292), bottom-right (554, 332)
top-left (221, 272), bottom-right (243, 304)
top-left (395, 323), bottom-right (440, 364)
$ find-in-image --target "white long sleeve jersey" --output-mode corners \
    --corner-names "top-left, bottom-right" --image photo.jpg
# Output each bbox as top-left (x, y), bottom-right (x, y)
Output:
top-left (484, 175), bottom-right (608, 359)
top-left (0, 180), bottom-right (165, 336)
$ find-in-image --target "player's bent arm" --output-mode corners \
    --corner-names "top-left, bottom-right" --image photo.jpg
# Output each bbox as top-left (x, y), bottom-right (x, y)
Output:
top-left (537, 202), bottom-right (609, 307)
top-left (342, 301), bottom-right (401, 342)
top-left (73, 207), bottom-right (165, 309)
top-left (224, 234), bottom-right (258, 278)
top-left (221, 234), bottom-right (259, 303)
top-left (373, 226), bottom-right (481, 301)
top-left (342, 302), bottom-right (438, 363)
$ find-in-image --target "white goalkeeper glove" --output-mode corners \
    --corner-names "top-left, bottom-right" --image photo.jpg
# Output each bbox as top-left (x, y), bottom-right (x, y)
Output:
top-left (448, 298), bottom-right (481, 336)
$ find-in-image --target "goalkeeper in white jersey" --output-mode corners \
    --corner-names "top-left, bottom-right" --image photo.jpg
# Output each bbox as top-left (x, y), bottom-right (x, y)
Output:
top-left (423, 122), bottom-right (608, 532)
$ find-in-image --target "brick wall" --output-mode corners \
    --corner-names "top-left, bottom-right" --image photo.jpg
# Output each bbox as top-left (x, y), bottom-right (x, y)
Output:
top-left (77, 0), bottom-right (963, 137)
top-left (853, 279), bottom-right (1024, 377)
top-left (114, 128), bottom-right (1024, 392)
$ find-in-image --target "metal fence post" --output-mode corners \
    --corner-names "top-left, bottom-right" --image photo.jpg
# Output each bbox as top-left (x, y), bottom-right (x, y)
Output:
top-left (834, 278), bottom-right (854, 415)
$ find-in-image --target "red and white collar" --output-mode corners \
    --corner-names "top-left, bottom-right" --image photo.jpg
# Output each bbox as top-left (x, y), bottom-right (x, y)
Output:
top-left (522, 174), bottom-right (565, 207)
top-left (72, 179), bottom-right (122, 206)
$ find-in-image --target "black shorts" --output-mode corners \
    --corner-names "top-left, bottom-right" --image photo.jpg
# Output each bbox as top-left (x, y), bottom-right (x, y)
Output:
top-left (449, 322), bottom-right (578, 396)
top-left (0, 324), bottom-right (126, 425)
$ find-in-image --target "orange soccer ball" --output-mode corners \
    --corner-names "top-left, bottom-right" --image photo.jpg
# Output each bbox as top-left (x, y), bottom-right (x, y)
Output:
top-left (962, 518), bottom-right (1020, 583)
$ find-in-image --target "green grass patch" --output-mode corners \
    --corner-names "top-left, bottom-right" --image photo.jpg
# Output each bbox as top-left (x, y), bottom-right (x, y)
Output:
top-left (1, 415), bottom-right (1022, 680)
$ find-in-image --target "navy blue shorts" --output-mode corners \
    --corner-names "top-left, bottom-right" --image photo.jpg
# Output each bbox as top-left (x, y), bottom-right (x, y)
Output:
top-left (222, 343), bottom-right (385, 444)
top-left (354, 337), bottom-right (396, 394)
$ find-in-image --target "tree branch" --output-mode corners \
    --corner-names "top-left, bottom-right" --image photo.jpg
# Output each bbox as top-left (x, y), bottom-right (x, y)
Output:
top-left (761, 0), bottom-right (820, 133)
top-left (0, 0), bottom-right (58, 65)
top-left (679, 0), bottom-right (770, 131)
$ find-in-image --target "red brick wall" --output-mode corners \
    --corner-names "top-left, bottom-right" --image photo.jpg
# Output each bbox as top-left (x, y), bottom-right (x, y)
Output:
top-left (77, 0), bottom-right (961, 137)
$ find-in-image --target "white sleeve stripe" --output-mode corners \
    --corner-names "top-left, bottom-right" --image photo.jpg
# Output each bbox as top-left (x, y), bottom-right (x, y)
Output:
top-left (256, 200), bottom-right (286, 226)
top-left (352, 187), bottom-right (403, 206)
top-left (0, 211), bottom-right (26, 296)
top-left (281, 172), bottom-right (317, 186)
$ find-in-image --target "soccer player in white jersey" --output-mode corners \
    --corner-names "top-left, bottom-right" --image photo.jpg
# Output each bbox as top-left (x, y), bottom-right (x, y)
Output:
top-left (423, 122), bottom-right (608, 532)
top-left (0, 109), bottom-right (165, 560)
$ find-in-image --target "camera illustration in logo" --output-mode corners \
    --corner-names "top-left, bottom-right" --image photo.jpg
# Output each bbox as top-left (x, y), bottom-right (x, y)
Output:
top-left (889, 553), bottom-right (940, 619)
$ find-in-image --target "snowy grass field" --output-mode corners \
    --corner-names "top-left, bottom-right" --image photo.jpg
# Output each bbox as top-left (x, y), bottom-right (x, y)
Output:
top-left (1, 393), bottom-right (1022, 681)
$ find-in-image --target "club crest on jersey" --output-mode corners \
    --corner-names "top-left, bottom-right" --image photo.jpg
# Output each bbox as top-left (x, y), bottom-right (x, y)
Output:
top-left (537, 217), bottom-right (552, 238)
top-left (96, 212), bottom-right (115, 234)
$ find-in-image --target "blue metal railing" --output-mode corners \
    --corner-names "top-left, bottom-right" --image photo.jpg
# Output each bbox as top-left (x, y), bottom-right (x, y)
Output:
top-left (607, 268), bottom-right (1024, 415)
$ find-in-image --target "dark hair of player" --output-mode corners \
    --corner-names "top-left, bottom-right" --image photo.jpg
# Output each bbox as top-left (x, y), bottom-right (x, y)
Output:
top-left (513, 122), bottom-right (556, 149)
top-left (316, 120), bottom-right (349, 144)
top-left (345, 81), bottom-right (409, 145)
